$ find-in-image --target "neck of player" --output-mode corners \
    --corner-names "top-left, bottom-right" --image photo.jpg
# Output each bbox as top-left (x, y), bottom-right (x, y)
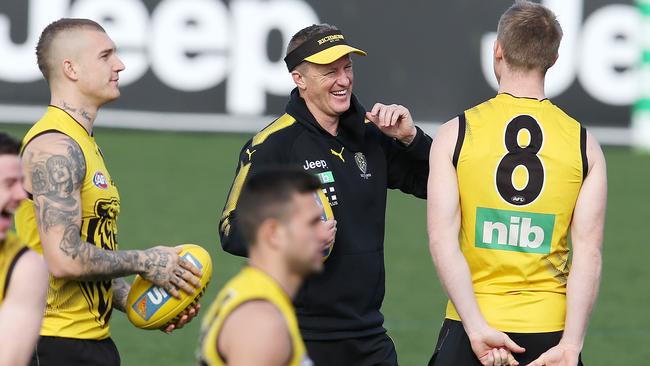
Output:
top-left (248, 254), bottom-right (302, 299)
top-left (497, 68), bottom-right (547, 101)
top-left (50, 94), bottom-right (98, 134)
top-left (306, 102), bottom-right (340, 136)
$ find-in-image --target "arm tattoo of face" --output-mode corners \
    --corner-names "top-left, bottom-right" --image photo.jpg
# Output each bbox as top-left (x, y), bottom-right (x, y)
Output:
top-left (30, 138), bottom-right (86, 232)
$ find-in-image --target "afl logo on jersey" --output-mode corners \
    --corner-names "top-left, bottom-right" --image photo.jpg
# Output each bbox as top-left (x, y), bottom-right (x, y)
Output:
top-left (93, 171), bottom-right (109, 189)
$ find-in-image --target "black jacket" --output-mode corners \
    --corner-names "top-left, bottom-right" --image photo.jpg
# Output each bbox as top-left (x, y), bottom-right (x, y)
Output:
top-left (219, 88), bottom-right (431, 340)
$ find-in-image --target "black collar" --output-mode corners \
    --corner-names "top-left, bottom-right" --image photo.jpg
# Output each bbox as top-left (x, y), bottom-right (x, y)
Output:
top-left (285, 88), bottom-right (366, 151)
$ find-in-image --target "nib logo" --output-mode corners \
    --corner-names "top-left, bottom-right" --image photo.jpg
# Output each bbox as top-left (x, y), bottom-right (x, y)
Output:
top-left (475, 207), bottom-right (555, 254)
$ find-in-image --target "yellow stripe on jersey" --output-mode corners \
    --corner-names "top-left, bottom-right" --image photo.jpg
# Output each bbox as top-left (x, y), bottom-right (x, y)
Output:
top-left (252, 114), bottom-right (296, 147)
top-left (220, 114), bottom-right (296, 235)
top-left (220, 162), bottom-right (251, 236)
top-left (446, 93), bottom-right (585, 332)
top-left (198, 266), bottom-right (311, 366)
top-left (15, 106), bottom-right (121, 340)
top-left (0, 232), bottom-right (28, 304)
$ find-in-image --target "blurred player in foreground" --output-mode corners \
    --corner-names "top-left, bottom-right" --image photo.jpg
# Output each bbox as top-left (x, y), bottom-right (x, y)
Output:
top-left (15, 18), bottom-right (201, 366)
top-left (199, 169), bottom-right (325, 365)
top-left (427, 1), bottom-right (606, 365)
top-left (0, 132), bottom-right (48, 366)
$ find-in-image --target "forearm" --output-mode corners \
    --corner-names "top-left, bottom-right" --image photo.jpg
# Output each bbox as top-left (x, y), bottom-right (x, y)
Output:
top-left (112, 278), bottom-right (131, 312)
top-left (430, 241), bottom-right (487, 334)
top-left (561, 249), bottom-right (602, 349)
top-left (52, 226), bottom-right (145, 280)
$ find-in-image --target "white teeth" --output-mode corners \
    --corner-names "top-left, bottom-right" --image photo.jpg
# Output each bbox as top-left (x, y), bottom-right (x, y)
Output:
top-left (331, 90), bottom-right (346, 96)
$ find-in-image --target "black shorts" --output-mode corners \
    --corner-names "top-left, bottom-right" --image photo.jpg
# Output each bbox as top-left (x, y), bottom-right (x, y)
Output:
top-left (428, 319), bottom-right (584, 366)
top-left (306, 332), bottom-right (398, 366)
top-left (30, 336), bottom-right (120, 366)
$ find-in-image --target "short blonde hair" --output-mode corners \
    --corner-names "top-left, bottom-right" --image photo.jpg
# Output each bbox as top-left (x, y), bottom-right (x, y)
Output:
top-left (497, 0), bottom-right (562, 72)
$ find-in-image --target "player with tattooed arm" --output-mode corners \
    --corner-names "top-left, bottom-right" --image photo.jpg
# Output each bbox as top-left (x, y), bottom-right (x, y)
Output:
top-left (15, 18), bottom-right (202, 366)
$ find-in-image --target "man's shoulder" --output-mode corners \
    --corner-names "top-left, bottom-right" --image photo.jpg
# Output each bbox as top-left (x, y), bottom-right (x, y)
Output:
top-left (251, 114), bottom-right (306, 147)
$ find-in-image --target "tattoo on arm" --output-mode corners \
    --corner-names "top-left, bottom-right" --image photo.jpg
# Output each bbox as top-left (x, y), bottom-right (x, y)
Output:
top-left (27, 137), bottom-right (178, 282)
top-left (112, 278), bottom-right (131, 312)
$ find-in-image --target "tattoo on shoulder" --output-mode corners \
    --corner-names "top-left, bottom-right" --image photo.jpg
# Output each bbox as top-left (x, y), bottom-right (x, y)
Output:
top-left (29, 137), bottom-right (86, 232)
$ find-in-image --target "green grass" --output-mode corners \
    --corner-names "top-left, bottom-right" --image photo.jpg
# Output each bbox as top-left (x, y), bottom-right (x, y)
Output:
top-left (2, 123), bottom-right (649, 365)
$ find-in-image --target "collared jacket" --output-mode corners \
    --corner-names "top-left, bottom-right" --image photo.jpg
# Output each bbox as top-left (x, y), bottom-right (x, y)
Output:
top-left (219, 88), bottom-right (431, 340)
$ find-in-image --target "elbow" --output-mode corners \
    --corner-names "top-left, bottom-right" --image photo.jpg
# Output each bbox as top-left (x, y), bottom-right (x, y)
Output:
top-left (428, 237), bottom-right (446, 266)
top-left (48, 261), bottom-right (83, 280)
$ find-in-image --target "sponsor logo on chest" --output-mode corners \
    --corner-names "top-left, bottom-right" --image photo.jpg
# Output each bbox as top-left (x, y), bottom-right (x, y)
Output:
top-left (93, 171), bottom-right (109, 189)
top-left (475, 207), bottom-right (555, 254)
top-left (303, 159), bottom-right (328, 170)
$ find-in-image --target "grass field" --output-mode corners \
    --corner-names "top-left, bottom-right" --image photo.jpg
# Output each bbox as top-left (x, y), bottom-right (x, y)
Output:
top-left (2, 123), bottom-right (649, 365)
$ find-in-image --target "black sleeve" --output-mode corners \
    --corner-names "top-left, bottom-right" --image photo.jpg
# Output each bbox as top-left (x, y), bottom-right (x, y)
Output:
top-left (218, 136), bottom-right (290, 257)
top-left (383, 126), bottom-right (432, 199)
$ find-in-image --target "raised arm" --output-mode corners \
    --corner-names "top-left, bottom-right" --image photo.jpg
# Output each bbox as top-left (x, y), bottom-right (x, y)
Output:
top-left (22, 133), bottom-right (200, 297)
top-left (427, 117), bottom-right (523, 366)
top-left (0, 250), bottom-right (47, 366)
top-left (530, 132), bottom-right (606, 366)
top-left (366, 103), bottom-right (431, 198)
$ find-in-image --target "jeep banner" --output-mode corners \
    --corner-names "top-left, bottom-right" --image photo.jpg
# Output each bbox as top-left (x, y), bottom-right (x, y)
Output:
top-left (0, 0), bottom-right (641, 144)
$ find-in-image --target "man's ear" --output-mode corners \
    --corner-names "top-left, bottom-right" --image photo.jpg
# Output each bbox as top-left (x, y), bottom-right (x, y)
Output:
top-left (494, 40), bottom-right (504, 61)
top-left (549, 52), bottom-right (559, 68)
top-left (259, 219), bottom-right (284, 250)
top-left (62, 59), bottom-right (78, 81)
top-left (292, 68), bottom-right (307, 91)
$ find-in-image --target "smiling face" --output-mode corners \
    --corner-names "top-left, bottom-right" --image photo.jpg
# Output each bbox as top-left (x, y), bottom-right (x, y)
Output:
top-left (294, 55), bottom-right (354, 122)
top-left (73, 29), bottom-right (125, 106)
top-left (0, 155), bottom-right (27, 241)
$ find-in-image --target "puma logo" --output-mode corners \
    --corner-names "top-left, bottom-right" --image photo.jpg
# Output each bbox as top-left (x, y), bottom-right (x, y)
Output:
top-left (245, 148), bottom-right (256, 161)
top-left (330, 147), bottom-right (345, 162)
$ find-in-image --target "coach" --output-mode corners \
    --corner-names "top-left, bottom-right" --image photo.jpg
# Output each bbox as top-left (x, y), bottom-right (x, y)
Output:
top-left (218, 24), bottom-right (431, 365)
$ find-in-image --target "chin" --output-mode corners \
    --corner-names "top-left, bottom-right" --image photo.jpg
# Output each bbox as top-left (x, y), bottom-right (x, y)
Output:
top-left (332, 101), bottom-right (351, 114)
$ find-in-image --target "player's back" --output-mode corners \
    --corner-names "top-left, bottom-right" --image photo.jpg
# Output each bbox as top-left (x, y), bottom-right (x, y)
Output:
top-left (447, 93), bottom-right (587, 333)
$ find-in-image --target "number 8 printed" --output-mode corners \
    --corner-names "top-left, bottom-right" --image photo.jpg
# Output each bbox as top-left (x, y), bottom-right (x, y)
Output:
top-left (496, 115), bottom-right (545, 206)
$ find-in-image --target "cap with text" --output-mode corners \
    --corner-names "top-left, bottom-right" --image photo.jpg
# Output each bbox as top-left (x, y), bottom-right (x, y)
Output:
top-left (284, 30), bottom-right (367, 71)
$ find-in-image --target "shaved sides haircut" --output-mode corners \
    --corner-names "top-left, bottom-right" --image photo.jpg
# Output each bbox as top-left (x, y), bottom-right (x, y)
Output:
top-left (35, 18), bottom-right (106, 83)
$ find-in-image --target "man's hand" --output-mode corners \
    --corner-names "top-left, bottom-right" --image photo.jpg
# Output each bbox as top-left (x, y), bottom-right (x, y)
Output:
top-left (468, 326), bottom-right (525, 366)
top-left (366, 103), bottom-right (417, 145)
top-left (140, 246), bottom-right (202, 299)
top-left (162, 303), bottom-right (201, 334)
top-left (528, 343), bottom-right (581, 366)
top-left (321, 219), bottom-right (336, 252)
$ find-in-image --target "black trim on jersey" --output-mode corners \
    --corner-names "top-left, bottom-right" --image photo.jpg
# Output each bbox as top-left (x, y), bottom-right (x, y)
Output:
top-left (580, 127), bottom-right (588, 181)
top-left (3, 247), bottom-right (29, 298)
top-left (499, 92), bottom-right (548, 102)
top-left (48, 105), bottom-right (92, 136)
top-left (452, 113), bottom-right (466, 168)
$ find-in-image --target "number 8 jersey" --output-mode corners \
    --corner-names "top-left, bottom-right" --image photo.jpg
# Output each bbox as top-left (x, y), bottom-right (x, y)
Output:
top-left (447, 93), bottom-right (587, 333)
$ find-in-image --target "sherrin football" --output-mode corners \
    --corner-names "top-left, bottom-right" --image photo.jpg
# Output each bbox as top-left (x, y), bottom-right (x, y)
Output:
top-left (313, 190), bottom-right (335, 260)
top-left (126, 244), bottom-right (213, 330)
